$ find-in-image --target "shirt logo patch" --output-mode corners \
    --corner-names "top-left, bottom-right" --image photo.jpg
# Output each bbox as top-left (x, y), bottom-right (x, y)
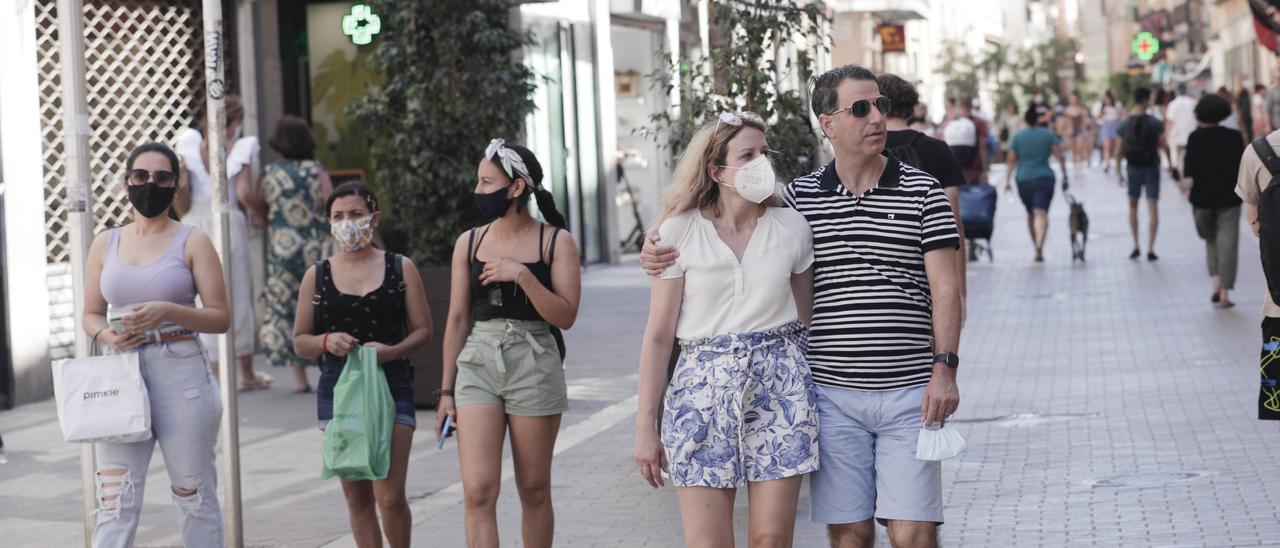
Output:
top-left (888, 213), bottom-right (896, 219)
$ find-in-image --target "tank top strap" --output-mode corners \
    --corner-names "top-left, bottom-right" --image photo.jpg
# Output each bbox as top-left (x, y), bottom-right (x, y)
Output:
top-left (547, 227), bottom-right (562, 265)
top-left (105, 228), bottom-right (122, 266)
top-left (471, 226), bottom-right (491, 263)
top-left (537, 223), bottom-right (546, 263)
top-left (312, 259), bottom-right (331, 333)
top-left (164, 224), bottom-right (194, 260)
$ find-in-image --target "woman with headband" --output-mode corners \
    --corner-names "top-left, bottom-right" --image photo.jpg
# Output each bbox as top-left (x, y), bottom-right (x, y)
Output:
top-left (435, 139), bottom-right (581, 547)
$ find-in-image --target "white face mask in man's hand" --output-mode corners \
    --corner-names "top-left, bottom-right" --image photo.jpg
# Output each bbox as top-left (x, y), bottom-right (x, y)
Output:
top-left (915, 422), bottom-right (966, 461)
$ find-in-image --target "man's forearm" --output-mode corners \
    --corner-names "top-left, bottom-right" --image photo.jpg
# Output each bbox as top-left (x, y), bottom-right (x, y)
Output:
top-left (931, 285), bottom-right (962, 354)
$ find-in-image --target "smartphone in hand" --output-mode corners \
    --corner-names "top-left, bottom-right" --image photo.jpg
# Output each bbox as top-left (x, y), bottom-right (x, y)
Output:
top-left (438, 415), bottom-right (456, 450)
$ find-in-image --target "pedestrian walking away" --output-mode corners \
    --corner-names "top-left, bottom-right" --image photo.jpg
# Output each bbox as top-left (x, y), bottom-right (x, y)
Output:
top-left (1235, 126), bottom-right (1280, 422)
top-left (645, 64), bottom-right (963, 548)
top-left (1166, 85), bottom-right (1196, 170)
top-left (943, 95), bottom-right (990, 185)
top-left (81, 142), bottom-right (231, 547)
top-left (1182, 93), bottom-right (1244, 309)
top-left (1116, 87), bottom-right (1173, 261)
top-left (435, 139), bottom-right (581, 548)
top-left (634, 111), bottom-right (819, 548)
top-left (256, 116), bottom-right (334, 393)
top-left (1006, 104), bottom-right (1069, 262)
top-left (173, 94), bottom-right (270, 390)
top-left (879, 73), bottom-right (968, 318)
top-left (1064, 92), bottom-right (1092, 172)
top-left (291, 181), bottom-right (434, 548)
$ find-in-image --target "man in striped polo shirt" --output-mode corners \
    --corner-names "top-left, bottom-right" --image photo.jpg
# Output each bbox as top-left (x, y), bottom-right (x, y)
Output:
top-left (643, 64), bottom-right (962, 547)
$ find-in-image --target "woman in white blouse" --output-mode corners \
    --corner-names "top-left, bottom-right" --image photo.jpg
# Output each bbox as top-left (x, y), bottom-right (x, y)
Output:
top-left (634, 112), bottom-right (818, 547)
top-left (174, 94), bottom-right (270, 390)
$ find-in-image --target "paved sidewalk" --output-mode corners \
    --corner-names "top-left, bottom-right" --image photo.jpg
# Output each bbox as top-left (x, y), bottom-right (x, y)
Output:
top-left (3, 161), bottom-right (1280, 546)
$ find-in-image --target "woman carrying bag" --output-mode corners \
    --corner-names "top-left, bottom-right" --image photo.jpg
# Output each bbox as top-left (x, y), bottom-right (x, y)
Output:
top-left (81, 142), bottom-right (230, 547)
top-left (292, 181), bottom-right (432, 548)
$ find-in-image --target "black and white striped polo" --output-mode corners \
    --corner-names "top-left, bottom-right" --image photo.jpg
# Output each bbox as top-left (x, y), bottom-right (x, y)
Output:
top-left (784, 152), bottom-right (959, 391)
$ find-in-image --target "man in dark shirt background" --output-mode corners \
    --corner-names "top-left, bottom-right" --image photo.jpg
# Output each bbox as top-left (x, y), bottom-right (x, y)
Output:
top-left (880, 73), bottom-right (968, 315)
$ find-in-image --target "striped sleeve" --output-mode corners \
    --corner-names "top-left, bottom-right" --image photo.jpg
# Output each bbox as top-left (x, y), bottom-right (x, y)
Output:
top-left (920, 181), bottom-right (960, 252)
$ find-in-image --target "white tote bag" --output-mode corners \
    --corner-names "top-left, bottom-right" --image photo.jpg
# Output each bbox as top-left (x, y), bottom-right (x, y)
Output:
top-left (51, 352), bottom-right (152, 443)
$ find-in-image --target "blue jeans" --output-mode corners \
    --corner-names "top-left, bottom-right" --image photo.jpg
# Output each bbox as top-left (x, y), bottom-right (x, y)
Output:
top-left (93, 339), bottom-right (223, 548)
top-left (1127, 164), bottom-right (1161, 201)
top-left (317, 354), bottom-right (417, 430)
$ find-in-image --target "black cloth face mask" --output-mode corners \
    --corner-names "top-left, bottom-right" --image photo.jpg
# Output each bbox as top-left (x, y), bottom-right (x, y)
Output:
top-left (473, 186), bottom-right (516, 220)
top-left (127, 183), bottom-right (177, 218)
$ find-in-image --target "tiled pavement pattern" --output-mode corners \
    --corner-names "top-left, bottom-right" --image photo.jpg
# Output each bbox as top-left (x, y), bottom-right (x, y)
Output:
top-left (3, 161), bottom-right (1280, 546)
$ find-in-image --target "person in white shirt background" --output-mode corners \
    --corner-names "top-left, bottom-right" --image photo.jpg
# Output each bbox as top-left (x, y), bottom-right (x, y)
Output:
top-left (634, 111), bottom-right (819, 547)
top-left (1165, 85), bottom-right (1198, 170)
top-left (174, 94), bottom-right (271, 390)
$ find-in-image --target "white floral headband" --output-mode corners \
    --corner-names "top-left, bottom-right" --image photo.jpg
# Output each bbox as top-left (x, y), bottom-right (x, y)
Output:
top-left (485, 138), bottom-right (537, 188)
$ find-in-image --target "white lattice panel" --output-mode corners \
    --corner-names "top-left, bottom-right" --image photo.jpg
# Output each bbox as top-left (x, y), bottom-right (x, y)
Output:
top-left (34, 0), bottom-right (218, 263)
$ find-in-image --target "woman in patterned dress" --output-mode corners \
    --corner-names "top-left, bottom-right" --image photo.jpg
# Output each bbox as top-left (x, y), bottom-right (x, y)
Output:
top-left (258, 116), bottom-right (332, 392)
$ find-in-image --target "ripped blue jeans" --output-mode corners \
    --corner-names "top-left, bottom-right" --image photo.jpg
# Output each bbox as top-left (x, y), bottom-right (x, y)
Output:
top-left (93, 338), bottom-right (223, 548)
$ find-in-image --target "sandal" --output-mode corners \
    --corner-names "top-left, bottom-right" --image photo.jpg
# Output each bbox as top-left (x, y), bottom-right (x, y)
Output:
top-left (239, 371), bottom-right (274, 391)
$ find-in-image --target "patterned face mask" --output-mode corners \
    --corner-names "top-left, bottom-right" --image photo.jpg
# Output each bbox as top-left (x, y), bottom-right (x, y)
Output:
top-left (331, 215), bottom-right (375, 252)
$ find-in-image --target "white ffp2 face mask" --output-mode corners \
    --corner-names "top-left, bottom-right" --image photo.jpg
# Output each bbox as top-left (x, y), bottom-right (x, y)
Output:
top-left (720, 154), bottom-right (777, 204)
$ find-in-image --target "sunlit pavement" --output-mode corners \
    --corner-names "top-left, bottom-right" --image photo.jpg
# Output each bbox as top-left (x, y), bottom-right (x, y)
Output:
top-left (3, 160), bottom-right (1279, 547)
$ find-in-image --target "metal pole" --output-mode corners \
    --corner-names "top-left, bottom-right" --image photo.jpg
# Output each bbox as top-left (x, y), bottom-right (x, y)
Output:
top-left (200, 1), bottom-right (244, 545)
top-left (55, 1), bottom-right (97, 544)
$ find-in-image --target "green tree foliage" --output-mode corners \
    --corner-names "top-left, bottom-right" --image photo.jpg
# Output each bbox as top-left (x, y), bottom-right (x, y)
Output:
top-left (642, 1), bottom-right (828, 182)
top-left (937, 38), bottom-right (979, 99)
top-left (1013, 37), bottom-right (1080, 101)
top-left (1106, 72), bottom-right (1150, 108)
top-left (348, 0), bottom-right (535, 265)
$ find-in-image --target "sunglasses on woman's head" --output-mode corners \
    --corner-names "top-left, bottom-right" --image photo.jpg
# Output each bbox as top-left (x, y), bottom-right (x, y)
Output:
top-left (829, 96), bottom-right (893, 118)
top-left (716, 111), bottom-right (765, 131)
top-left (126, 169), bottom-right (176, 187)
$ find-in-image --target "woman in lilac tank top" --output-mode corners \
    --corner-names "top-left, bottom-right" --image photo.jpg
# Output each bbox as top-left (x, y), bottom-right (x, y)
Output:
top-left (81, 142), bottom-right (230, 547)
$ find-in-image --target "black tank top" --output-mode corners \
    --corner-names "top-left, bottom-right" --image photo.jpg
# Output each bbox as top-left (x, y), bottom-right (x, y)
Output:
top-left (469, 223), bottom-right (559, 322)
top-left (313, 251), bottom-right (409, 367)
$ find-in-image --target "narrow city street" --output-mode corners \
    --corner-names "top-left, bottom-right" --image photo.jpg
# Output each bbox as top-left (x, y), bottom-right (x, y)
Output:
top-left (3, 161), bottom-right (1279, 546)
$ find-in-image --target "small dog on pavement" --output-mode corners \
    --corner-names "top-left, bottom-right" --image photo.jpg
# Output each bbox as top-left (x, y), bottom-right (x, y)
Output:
top-left (1066, 192), bottom-right (1088, 261)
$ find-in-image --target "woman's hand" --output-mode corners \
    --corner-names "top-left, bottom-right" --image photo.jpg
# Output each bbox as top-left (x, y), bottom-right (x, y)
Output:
top-left (103, 328), bottom-right (146, 352)
top-left (122, 302), bottom-right (174, 333)
top-left (434, 397), bottom-right (456, 441)
top-left (324, 332), bottom-right (360, 358)
top-left (365, 341), bottom-right (393, 364)
top-left (635, 427), bottom-right (668, 488)
top-left (478, 258), bottom-right (529, 286)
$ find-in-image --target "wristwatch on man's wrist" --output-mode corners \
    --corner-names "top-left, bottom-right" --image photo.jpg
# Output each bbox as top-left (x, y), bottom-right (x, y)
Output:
top-left (933, 352), bottom-right (959, 369)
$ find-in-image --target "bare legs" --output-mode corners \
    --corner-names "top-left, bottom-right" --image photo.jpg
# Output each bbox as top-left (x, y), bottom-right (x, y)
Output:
top-left (676, 476), bottom-right (802, 548)
top-left (458, 405), bottom-right (562, 548)
top-left (338, 424), bottom-right (415, 547)
top-left (1025, 209), bottom-right (1049, 261)
top-left (1128, 199), bottom-right (1160, 259)
top-left (828, 520), bottom-right (937, 548)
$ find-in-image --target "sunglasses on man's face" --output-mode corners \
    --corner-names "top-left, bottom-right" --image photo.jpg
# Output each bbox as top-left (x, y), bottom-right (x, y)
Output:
top-left (127, 169), bottom-right (176, 187)
top-left (829, 96), bottom-right (893, 118)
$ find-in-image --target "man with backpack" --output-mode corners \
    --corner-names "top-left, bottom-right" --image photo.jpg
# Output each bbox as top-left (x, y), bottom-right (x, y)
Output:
top-left (1235, 128), bottom-right (1280, 422)
top-left (880, 74), bottom-right (968, 308)
top-left (944, 95), bottom-right (990, 185)
top-left (1115, 87), bottom-right (1172, 261)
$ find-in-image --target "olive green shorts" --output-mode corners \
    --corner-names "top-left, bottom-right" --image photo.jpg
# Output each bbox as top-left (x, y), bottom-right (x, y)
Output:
top-left (455, 319), bottom-right (568, 416)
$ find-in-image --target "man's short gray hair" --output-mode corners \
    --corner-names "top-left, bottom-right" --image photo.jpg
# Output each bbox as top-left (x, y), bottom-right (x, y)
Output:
top-left (810, 64), bottom-right (878, 118)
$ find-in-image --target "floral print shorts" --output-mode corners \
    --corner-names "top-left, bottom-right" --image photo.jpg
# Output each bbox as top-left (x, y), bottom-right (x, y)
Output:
top-left (661, 321), bottom-right (820, 488)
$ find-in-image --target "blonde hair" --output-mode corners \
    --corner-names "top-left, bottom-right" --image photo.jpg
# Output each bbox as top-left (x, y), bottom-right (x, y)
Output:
top-left (658, 115), bottom-right (777, 223)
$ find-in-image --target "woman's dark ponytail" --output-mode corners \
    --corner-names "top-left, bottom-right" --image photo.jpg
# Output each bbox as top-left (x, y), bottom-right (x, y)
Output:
top-left (504, 144), bottom-right (569, 230)
top-left (533, 188), bottom-right (568, 230)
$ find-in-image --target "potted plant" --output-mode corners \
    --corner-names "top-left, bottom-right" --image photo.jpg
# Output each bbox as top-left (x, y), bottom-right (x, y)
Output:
top-left (348, 0), bottom-right (536, 407)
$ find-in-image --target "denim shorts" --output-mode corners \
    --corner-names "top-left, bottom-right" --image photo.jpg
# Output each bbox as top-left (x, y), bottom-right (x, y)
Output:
top-left (317, 354), bottom-right (416, 430)
top-left (1127, 164), bottom-right (1161, 201)
top-left (662, 321), bottom-right (820, 488)
top-left (809, 384), bottom-right (943, 525)
top-left (1016, 177), bottom-right (1055, 213)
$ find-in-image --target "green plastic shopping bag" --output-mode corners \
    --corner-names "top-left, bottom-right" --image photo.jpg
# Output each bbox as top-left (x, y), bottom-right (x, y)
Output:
top-left (321, 346), bottom-right (394, 480)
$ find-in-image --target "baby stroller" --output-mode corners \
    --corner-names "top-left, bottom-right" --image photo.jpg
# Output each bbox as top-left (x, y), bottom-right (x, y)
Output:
top-left (959, 183), bottom-right (997, 261)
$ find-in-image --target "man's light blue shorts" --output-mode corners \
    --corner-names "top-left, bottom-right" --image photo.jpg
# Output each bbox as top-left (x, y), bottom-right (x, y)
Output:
top-left (809, 384), bottom-right (944, 525)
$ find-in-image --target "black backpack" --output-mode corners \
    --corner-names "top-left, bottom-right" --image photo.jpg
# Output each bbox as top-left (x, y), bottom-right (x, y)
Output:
top-left (1122, 115), bottom-right (1159, 165)
top-left (1250, 137), bottom-right (1280, 304)
top-left (889, 131), bottom-right (927, 173)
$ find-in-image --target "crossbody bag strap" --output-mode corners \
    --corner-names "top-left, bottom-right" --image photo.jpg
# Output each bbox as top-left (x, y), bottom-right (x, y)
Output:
top-left (1253, 137), bottom-right (1280, 176)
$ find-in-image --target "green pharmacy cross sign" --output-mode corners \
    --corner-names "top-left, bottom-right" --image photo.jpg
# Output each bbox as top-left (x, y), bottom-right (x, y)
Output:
top-left (1131, 31), bottom-right (1160, 62)
top-left (342, 4), bottom-right (381, 46)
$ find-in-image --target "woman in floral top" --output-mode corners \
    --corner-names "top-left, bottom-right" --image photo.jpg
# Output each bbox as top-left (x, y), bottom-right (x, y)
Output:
top-left (259, 116), bottom-right (332, 392)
